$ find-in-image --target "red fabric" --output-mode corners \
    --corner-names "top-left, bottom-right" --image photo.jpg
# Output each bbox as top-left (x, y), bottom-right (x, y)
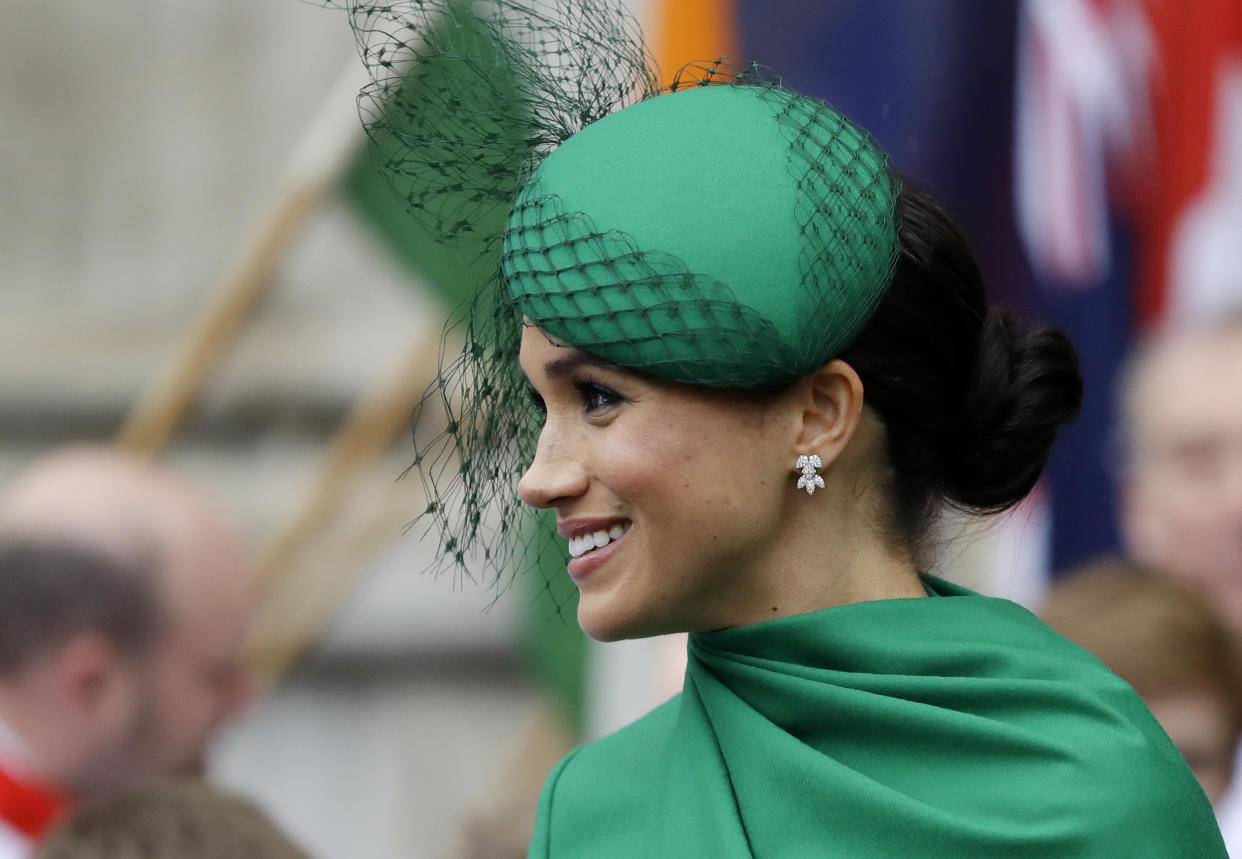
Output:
top-left (1132, 0), bottom-right (1242, 323)
top-left (0, 764), bottom-right (64, 840)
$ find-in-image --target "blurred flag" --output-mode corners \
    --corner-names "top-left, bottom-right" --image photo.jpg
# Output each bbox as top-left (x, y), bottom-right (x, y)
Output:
top-left (341, 1), bottom-right (524, 311)
top-left (1015, 0), bottom-right (1242, 573)
top-left (339, 2), bottom-right (589, 734)
top-left (1013, 0), bottom-right (1137, 573)
top-left (1130, 0), bottom-right (1242, 323)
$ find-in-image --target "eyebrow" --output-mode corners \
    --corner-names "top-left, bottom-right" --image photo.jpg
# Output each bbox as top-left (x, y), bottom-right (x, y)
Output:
top-left (539, 350), bottom-right (619, 382)
top-left (519, 350), bottom-right (618, 387)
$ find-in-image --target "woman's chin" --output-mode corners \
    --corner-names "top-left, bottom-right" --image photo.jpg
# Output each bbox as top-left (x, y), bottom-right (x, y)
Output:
top-left (576, 604), bottom-right (632, 642)
top-left (577, 599), bottom-right (676, 642)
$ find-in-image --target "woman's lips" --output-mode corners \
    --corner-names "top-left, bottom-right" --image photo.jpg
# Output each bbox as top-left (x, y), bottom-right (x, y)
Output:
top-left (566, 521), bottom-right (631, 558)
top-left (566, 526), bottom-right (630, 581)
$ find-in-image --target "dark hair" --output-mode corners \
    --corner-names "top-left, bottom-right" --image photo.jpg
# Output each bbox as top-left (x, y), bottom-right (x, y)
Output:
top-left (838, 184), bottom-right (1082, 546)
top-left (0, 539), bottom-right (165, 675)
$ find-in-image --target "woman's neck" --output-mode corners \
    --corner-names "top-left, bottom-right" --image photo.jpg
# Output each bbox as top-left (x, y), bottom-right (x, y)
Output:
top-left (704, 477), bottom-right (926, 630)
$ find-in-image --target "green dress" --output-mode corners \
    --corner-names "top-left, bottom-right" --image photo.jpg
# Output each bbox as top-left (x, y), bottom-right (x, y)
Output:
top-left (529, 575), bottom-right (1226, 857)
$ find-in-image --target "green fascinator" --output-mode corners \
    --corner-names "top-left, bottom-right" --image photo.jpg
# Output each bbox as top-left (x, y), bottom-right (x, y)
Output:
top-left (338, 0), bottom-right (900, 593)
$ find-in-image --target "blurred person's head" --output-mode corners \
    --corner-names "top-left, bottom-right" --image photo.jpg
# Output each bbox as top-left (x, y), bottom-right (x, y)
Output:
top-left (0, 540), bottom-right (163, 799)
top-left (0, 447), bottom-right (257, 799)
top-left (1118, 312), bottom-right (1242, 632)
top-left (1041, 557), bottom-right (1242, 803)
top-left (34, 780), bottom-right (309, 859)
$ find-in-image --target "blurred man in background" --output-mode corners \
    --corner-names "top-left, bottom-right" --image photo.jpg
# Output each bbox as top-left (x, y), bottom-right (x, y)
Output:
top-left (0, 448), bottom-right (256, 857)
top-left (1118, 312), bottom-right (1242, 638)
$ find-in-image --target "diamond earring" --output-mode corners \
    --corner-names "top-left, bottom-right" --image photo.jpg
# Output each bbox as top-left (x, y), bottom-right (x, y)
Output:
top-left (795, 454), bottom-right (824, 495)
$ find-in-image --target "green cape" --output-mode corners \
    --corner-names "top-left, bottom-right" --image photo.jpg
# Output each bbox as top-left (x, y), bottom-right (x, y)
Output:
top-left (529, 576), bottom-right (1224, 857)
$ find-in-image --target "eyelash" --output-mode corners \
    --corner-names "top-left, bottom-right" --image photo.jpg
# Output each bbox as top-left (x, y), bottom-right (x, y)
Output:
top-left (525, 379), bottom-right (624, 416)
top-left (575, 380), bottom-right (623, 414)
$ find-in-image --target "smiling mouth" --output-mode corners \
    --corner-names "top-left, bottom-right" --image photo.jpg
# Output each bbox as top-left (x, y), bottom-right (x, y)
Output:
top-left (567, 521), bottom-right (632, 558)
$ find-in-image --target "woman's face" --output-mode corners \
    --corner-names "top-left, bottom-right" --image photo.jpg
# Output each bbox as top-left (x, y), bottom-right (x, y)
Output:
top-left (517, 325), bottom-right (796, 640)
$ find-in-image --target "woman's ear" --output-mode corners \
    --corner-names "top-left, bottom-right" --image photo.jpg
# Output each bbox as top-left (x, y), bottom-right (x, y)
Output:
top-left (794, 359), bottom-right (865, 467)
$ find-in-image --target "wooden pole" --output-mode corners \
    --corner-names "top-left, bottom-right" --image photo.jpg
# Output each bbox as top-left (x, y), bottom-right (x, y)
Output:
top-left (255, 328), bottom-right (441, 595)
top-left (248, 444), bottom-right (428, 684)
top-left (116, 61), bottom-right (369, 455)
top-left (246, 324), bottom-right (464, 683)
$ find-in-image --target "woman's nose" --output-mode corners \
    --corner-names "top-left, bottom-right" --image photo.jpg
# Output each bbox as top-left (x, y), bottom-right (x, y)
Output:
top-left (518, 428), bottom-right (588, 509)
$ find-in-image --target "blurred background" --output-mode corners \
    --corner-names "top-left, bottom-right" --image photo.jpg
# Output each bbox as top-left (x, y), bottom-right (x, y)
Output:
top-left (1, 0), bottom-right (1239, 856)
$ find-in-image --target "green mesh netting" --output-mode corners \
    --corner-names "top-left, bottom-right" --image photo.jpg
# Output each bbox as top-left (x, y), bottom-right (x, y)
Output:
top-left (341, 2), bottom-right (530, 310)
top-left (333, 2), bottom-right (899, 605)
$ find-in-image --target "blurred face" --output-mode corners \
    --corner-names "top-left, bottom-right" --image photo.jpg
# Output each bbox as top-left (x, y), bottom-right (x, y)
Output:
top-left (56, 637), bottom-right (154, 799)
top-left (1123, 332), bottom-right (1242, 631)
top-left (517, 326), bottom-right (793, 641)
top-left (141, 617), bottom-right (251, 776)
top-left (139, 536), bottom-right (255, 776)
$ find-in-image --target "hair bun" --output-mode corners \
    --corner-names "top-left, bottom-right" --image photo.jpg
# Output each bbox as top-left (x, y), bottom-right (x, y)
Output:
top-left (941, 308), bottom-right (1083, 512)
top-left (840, 185), bottom-right (1083, 542)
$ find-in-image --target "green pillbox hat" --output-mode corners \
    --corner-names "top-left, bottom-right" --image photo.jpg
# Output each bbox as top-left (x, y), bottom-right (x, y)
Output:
top-left (503, 84), bottom-right (900, 389)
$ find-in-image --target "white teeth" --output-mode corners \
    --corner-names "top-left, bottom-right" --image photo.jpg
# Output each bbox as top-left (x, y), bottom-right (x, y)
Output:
top-left (567, 522), bottom-right (631, 558)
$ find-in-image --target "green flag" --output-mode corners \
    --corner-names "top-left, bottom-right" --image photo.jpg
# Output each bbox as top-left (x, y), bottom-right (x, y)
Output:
top-left (339, 1), bottom-right (587, 735)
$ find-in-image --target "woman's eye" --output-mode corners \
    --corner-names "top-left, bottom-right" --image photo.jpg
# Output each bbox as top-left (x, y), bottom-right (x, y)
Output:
top-left (577, 382), bottom-right (622, 414)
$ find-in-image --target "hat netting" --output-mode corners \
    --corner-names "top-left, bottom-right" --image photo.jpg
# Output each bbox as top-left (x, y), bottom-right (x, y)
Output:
top-left (333, 1), bottom-right (900, 607)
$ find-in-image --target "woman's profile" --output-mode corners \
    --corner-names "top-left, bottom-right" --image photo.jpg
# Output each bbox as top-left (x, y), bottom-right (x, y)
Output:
top-left (335, 1), bottom-right (1228, 855)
